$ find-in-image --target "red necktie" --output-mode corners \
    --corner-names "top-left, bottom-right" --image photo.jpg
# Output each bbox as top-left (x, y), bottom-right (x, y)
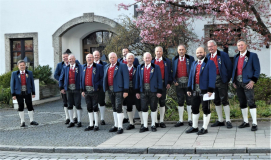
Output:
top-left (198, 61), bottom-right (201, 65)
top-left (21, 72), bottom-right (24, 75)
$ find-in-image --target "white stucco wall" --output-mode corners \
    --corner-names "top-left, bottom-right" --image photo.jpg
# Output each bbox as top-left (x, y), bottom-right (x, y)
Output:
top-left (0, 0), bottom-right (270, 76)
top-left (0, 0), bottom-right (134, 74)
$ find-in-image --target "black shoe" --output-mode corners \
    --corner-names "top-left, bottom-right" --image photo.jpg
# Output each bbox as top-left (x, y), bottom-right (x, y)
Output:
top-left (65, 119), bottom-right (70, 125)
top-left (155, 123), bottom-right (160, 128)
top-left (126, 124), bottom-right (135, 130)
top-left (101, 120), bottom-right (106, 125)
top-left (123, 118), bottom-right (129, 123)
top-left (151, 126), bottom-right (157, 132)
top-left (84, 126), bottom-right (94, 131)
top-left (238, 122), bottom-right (250, 128)
top-left (188, 120), bottom-right (192, 126)
top-left (174, 121), bottom-right (184, 127)
top-left (73, 118), bottom-right (78, 124)
top-left (20, 122), bottom-right (26, 127)
top-left (226, 121), bottom-right (233, 129)
top-left (117, 128), bottom-right (123, 134)
top-left (67, 122), bottom-right (75, 128)
top-left (186, 127), bottom-right (199, 133)
top-left (139, 126), bottom-right (149, 133)
top-left (109, 126), bottom-right (118, 132)
top-left (251, 124), bottom-right (258, 131)
top-left (77, 122), bottom-right (82, 127)
top-left (30, 121), bottom-right (39, 125)
top-left (197, 128), bottom-right (208, 135)
top-left (94, 126), bottom-right (99, 131)
top-left (140, 124), bottom-right (144, 128)
top-left (160, 122), bottom-right (166, 128)
top-left (211, 121), bottom-right (225, 127)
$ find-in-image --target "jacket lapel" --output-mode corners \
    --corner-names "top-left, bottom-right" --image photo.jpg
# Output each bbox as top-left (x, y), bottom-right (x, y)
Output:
top-left (200, 61), bottom-right (206, 75)
top-left (92, 65), bottom-right (96, 85)
top-left (17, 71), bottom-right (21, 84)
top-left (186, 57), bottom-right (190, 73)
top-left (242, 51), bottom-right (250, 69)
top-left (217, 55), bottom-right (221, 71)
top-left (113, 65), bottom-right (118, 78)
top-left (150, 65), bottom-right (154, 80)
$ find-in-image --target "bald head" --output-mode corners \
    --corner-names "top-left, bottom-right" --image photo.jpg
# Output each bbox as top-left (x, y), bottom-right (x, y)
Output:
top-left (108, 52), bottom-right (117, 64)
top-left (68, 54), bottom-right (76, 65)
top-left (196, 47), bottom-right (206, 60)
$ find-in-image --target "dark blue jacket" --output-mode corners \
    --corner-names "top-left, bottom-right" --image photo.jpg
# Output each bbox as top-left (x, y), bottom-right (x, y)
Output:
top-left (103, 62), bottom-right (129, 93)
top-left (130, 65), bottom-right (139, 89)
top-left (96, 60), bottom-right (107, 69)
top-left (187, 58), bottom-right (216, 93)
top-left (232, 51), bottom-right (260, 84)
top-left (206, 50), bottom-right (233, 83)
top-left (81, 63), bottom-right (104, 92)
top-left (54, 60), bottom-right (80, 81)
top-left (172, 54), bottom-right (195, 83)
top-left (10, 70), bottom-right (35, 96)
top-left (151, 57), bottom-right (172, 86)
top-left (59, 63), bottom-right (82, 91)
top-left (135, 63), bottom-right (163, 94)
top-left (118, 57), bottom-right (140, 67)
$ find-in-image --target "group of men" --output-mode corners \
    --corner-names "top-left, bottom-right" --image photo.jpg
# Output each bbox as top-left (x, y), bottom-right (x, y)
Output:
top-left (10, 39), bottom-right (260, 135)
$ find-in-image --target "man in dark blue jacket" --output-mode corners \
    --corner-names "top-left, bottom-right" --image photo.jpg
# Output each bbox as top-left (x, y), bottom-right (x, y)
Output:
top-left (123, 53), bottom-right (142, 130)
top-left (186, 47), bottom-right (216, 135)
top-left (136, 52), bottom-right (163, 132)
top-left (81, 54), bottom-right (104, 131)
top-left (117, 48), bottom-right (140, 123)
top-left (59, 55), bottom-right (83, 128)
top-left (93, 50), bottom-right (107, 125)
top-left (151, 46), bottom-right (172, 128)
top-left (232, 40), bottom-right (260, 131)
top-left (207, 40), bottom-right (233, 129)
top-left (172, 44), bottom-right (195, 127)
top-left (54, 52), bottom-right (80, 125)
top-left (103, 52), bottom-right (129, 134)
top-left (11, 60), bottom-right (39, 127)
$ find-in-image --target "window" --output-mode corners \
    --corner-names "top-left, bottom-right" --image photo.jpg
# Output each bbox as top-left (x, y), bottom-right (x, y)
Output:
top-left (10, 39), bottom-right (34, 70)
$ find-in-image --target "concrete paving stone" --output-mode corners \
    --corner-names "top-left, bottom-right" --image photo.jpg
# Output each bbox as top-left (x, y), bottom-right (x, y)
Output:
top-left (250, 153), bottom-right (267, 155)
top-left (258, 156), bottom-right (271, 159)
top-left (247, 147), bottom-right (271, 153)
top-left (241, 156), bottom-right (259, 158)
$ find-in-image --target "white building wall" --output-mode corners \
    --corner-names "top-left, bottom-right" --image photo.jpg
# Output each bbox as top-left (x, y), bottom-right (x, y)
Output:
top-left (0, 0), bottom-right (134, 74)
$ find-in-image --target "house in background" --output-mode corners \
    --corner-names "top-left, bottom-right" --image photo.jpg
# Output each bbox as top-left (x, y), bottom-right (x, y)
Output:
top-left (0, 0), bottom-right (270, 76)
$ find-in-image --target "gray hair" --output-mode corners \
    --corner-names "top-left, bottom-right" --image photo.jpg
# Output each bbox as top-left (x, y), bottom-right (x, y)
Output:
top-left (207, 40), bottom-right (217, 46)
top-left (126, 53), bottom-right (135, 58)
top-left (108, 52), bottom-right (117, 58)
top-left (143, 52), bottom-right (152, 58)
top-left (68, 54), bottom-right (76, 59)
top-left (237, 39), bottom-right (247, 45)
top-left (17, 60), bottom-right (26, 66)
top-left (155, 46), bottom-right (163, 52)
top-left (177, 44), bottom-right (186, 49)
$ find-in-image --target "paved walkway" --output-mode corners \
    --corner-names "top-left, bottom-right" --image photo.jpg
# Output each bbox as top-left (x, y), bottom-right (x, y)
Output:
top-left (1, 151), bottom-right (270, 160)
top-left (0, 99), bottom-right (270, 154)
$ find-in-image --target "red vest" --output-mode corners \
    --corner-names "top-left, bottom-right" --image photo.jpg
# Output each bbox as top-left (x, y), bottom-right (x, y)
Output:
top-left (129, 68), bottom-right (133, 81)
top-left (144, 67), bottom-right (151, 83)
top-left (107, 66), bottom-right (115, 86)
top-left (237, 55), bottom-right (245, 76)
top-left (177, 58), bottom-right (188, 78)
top-left (195, 63), bottom-right (201, 84)
top-left (155, 60), bottom-right (165, 79)
top-left (122, 59), bottom-right (127, 64)
top-left (85, 67), bottom-right (93, 86)
top-left (21, 73), bottom-right (26, 86)
top-left (69, 67), bottom-right (75, 84)
top-left (210, 54), bottom-right (220, 75)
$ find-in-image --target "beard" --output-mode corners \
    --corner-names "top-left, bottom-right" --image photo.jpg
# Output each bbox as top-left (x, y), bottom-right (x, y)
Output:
top-left (197, 55), bottom-right (205, 60)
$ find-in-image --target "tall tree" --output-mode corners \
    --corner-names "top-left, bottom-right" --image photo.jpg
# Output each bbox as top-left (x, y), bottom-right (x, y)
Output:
top-left (119, 0), bottom-right (271, 50)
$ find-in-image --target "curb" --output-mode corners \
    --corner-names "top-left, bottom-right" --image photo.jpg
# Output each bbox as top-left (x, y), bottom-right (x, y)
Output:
top-left (0, 145), bottom-right (270, 154)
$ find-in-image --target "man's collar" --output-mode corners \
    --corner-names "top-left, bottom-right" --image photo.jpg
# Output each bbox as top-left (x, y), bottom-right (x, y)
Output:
top-left (94, 60), bottom-right (100, 64)
top-left (87, 63), bottom-right (93, 68)
top-left (240, 50), bottom-right (247, 57)
top-left (128, 64), bottom-right (133, 70)
top-left (211, 51), bottom-right (217, 57)
top-left (155, 56), bottom-right (163, 61)
top-left (20, 70), bottom-right (25, 74)
top-left (179, 55), bottom-right (185, 61)
top-left (145, 63), bottom-right (151, 69)
top-left (110, 62), bottom-right (117, 67)
top-left (197, 57), bottom-right (205, 64)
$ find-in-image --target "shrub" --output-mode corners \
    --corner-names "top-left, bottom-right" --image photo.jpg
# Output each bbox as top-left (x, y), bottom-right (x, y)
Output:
top-left (254, 74), bottom-right (271, 104)
top-left (0, 71), bottom-right (12, 88)
top-left (0, 86), bottom-right (12, 105)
